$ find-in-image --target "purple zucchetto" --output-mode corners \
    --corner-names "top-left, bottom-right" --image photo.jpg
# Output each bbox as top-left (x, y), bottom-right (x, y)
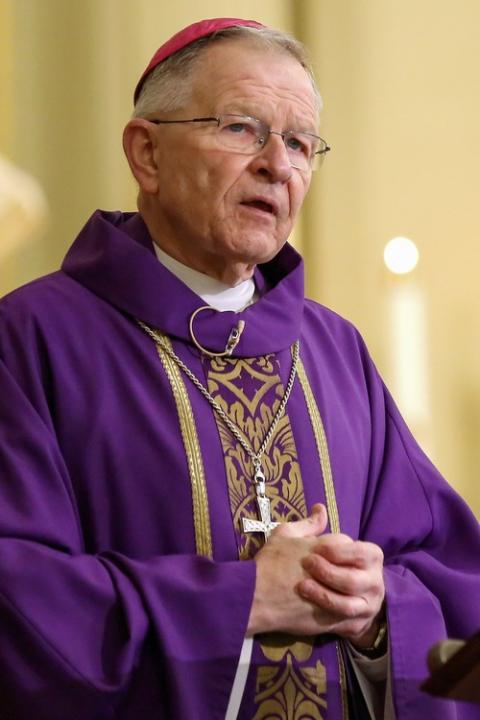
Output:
top-left (133, 17), bottom-right (265, 103)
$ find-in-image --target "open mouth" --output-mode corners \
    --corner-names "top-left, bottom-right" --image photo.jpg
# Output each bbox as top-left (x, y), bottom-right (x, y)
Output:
top-left (241, 200), bottom-right (275, 215)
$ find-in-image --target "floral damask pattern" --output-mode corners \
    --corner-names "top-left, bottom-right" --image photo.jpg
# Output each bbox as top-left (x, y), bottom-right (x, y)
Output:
top-left (207, 354), bottom-right (306, 559)
top-left (206, 354), bottom-right (327, 719)
top-left (252, 636), bottom-right (327, 720)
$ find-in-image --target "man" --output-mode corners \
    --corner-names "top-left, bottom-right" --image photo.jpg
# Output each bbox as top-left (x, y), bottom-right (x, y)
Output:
top-left (0, 17), bottom-right (478, 720)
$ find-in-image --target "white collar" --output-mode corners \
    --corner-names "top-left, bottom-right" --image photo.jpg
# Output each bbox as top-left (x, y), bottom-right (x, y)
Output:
top-left (153, 244), bottom-right (257, 312)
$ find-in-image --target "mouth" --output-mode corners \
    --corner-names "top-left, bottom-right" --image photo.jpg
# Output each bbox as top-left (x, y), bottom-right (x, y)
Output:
top-left (240, 198), bottom-right (278, 216)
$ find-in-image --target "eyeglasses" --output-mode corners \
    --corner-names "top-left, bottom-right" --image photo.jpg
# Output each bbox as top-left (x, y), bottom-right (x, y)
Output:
top-left (147, 114), bottom-right (330, 172)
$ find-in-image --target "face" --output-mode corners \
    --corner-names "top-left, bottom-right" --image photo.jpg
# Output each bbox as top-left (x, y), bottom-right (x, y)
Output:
top-left (144, 40), bottom-right (318, 283)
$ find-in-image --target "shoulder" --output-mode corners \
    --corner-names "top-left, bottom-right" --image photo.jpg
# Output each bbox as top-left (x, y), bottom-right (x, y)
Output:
top-left (302, 297), bottom-right (371, 362)
top-left (2, 271), bottom-right (88, 317)
top-left (299, 297), bottom-right (384, 419)
top-left (0, 271), bottom-right (106, 365)
top-left (1, 269), bottom-right (109, 330)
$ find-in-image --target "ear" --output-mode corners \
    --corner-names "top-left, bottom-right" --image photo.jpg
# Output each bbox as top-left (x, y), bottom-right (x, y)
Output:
top-left (123, 119), bottom-right (160, 194)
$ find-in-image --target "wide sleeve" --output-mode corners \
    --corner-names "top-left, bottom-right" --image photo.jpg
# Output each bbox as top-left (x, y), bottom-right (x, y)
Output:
top-left (0, 355), bottom-right (255, 720)
top-left (359, 353), bottom-right (480, 720)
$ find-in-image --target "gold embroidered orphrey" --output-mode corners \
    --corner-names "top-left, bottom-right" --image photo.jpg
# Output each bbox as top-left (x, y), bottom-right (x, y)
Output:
top-left (138, 320), bottom-right (299, 542)
top-left (206, 351), bottom-right (350, 720)
top-left (144, 327), bottom-right (349, 720)
top-left (206, 353), bottom-right (304, 559)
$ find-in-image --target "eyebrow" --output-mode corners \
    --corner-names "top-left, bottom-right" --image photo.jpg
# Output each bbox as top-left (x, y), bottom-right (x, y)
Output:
top-left (219, 107), bottom-right (319, 134)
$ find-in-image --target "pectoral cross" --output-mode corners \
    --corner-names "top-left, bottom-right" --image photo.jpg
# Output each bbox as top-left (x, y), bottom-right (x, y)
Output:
top-left (242, 465), bottom-right (280, 542)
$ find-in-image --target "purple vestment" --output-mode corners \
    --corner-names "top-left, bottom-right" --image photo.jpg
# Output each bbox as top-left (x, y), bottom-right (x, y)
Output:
top-left (0, 210), bottom-right (478, 719)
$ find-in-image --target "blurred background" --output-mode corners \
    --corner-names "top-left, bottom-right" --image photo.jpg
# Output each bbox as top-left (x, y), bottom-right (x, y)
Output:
top-left (1, 0), bottom-right (479, 517)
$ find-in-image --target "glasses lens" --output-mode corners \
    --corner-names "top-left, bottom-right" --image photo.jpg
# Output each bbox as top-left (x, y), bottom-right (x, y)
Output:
top-left (217, 115), bottom-right (264, 152)
top-left (215, 115), bottom-right (329, 171)
top-left (310, 146), bottom-right (328, 171)
top-left (285, 131), bottom-right (324, 172)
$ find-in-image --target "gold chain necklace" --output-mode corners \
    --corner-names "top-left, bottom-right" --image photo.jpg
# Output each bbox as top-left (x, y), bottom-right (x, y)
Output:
top-left (138, 320), bottom-right (300, 541)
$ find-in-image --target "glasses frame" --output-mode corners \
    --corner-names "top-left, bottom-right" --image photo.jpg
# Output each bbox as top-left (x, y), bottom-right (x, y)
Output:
top-left (146, 114), bottom-right (331, 171)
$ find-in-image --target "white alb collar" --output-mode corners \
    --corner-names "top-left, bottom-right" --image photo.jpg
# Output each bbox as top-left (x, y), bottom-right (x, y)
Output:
top-left (153, 244), bottom-right (257, 312)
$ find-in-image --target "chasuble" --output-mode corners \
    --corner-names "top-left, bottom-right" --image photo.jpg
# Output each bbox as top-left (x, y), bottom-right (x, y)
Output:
top-left (0, 209), bottom-right (479, 720)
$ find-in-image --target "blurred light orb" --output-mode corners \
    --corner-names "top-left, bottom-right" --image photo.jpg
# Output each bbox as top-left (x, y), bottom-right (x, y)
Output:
top-left (384, 236), bottom-right (419, 274)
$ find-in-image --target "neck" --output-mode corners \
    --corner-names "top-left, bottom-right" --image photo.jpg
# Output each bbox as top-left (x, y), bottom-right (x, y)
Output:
top-left (140, 209), bottom-right (256, 286)
top-left (153, 244), bottom-right (258, 312)
top-left (157, 247), bottom-right (255, 286)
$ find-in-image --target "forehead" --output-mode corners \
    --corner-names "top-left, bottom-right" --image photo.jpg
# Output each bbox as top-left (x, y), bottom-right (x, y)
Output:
top-left (189, 39), bottom-right (318, 126)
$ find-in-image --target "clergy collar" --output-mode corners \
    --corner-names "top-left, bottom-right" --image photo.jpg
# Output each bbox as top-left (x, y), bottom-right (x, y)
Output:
top-left (152, 243), bottom-right (258, 312)
top-left (61, 210), bottom-right (305, 357)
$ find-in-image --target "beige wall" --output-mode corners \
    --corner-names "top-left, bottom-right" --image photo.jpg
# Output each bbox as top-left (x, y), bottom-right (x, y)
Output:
top-left (300, 0), bottom-right (480, 516)
top-left (1, 0), bottom-right (295, 289)
top-left (1, 0), bottom-right (479, 517)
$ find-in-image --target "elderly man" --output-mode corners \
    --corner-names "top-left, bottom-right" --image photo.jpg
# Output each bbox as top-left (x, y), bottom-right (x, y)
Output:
top-left (0, 17), bottom-right (478, 720)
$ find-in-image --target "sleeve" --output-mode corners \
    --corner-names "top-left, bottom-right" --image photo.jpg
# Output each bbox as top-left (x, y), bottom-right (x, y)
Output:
top-left (0, 355), bottom-right (255, 720)
top-left (347, 645), bottom-right (390, 720)
top-left (358, 352), bottom-right (480, 720)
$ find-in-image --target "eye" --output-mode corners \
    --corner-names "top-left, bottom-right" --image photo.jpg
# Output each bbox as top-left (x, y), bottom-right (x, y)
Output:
top-left (286, 134), bottom-right (311, 157)
top-left (218, 118), bottom-right (260, 148)
top-left (225, 122), bottom-right (247, 133)
top-left (222, 121), bottom-right (257, 138)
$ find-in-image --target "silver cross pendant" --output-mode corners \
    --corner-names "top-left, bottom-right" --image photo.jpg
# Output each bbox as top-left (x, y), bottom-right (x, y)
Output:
top-left (242, 465), bottom-right (280, 542)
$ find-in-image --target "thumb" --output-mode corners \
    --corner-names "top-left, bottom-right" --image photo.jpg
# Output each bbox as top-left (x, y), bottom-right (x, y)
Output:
top-left (278, 503), bottom-right (328, 539)
top-left (309, 503), bottom-right (329, 534)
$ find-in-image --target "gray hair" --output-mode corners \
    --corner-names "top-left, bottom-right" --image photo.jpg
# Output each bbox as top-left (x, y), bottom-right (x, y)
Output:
top-left (133, 25), bottom-right (322, 119)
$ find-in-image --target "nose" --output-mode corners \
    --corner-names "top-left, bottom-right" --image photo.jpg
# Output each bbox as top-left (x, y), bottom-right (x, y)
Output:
top-left (249, 132), bottom-right (292, 183)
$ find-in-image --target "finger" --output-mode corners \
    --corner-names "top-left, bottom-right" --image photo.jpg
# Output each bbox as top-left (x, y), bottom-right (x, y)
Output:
top-left (309, 503), bottom-right (328, 530)
top-left (310, 502), bottom-right (327, 519)
top-left (301, 553), bottom-right (384, 598)
top-left (297, 577), bottom-right (371, 621)
top-left (312, 538), bottom-right (384, 569)
top-left (297, 576), bottom-right (385, 638)
top-left (273, 503), bottom-right (328, 539)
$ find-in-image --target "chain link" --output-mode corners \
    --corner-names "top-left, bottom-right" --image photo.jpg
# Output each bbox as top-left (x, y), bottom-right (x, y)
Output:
top-left (138, 320), bottom-right (299, 471)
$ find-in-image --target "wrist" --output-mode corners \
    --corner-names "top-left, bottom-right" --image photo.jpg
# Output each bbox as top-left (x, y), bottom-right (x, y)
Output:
top-left (349, 607), bottom-right (388, 658)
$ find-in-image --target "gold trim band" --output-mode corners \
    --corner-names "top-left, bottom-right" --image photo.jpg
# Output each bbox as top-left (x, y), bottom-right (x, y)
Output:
top-left (155, 334), bottom-right (213, 559)
top-left (296, 355), bottom-right (348, 720)
top-left (296, 357), bottom-right (340, 534)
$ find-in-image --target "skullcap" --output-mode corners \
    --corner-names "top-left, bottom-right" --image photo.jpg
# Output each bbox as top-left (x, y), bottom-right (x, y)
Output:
top-left (133, 17), bottom-right (265, 103)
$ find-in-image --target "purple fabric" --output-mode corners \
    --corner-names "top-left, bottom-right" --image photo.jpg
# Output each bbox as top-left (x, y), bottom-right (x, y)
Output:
top-left (0, 209), bottom-right (478, 719)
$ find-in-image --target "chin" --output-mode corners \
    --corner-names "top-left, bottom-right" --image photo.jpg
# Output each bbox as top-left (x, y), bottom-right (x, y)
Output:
top-left (232, 233), bottom-right (284, 265)
top-left (252, 241), bottom-right (285, 265)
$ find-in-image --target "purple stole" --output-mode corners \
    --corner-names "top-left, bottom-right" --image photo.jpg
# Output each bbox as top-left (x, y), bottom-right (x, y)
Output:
top-left (159, 335), bottom-right (352, 719)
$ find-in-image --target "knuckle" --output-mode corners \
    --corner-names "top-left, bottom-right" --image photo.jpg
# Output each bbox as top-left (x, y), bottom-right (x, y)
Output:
top-left (344, 577), bottom-right (362, 596)
top-left (272, 522), bottom-right (291, 538)
top-left (318, 589), bottom-right (336, 612)
top-left (369, 542), bottom-right (384, 564)
top-left (345, 618), bottom-right (368, 637)
top-left (320, 563), bottom-right (335, 585)
top-left (339, 567), bottom-right (363, 595)
top-left (342, 601), bottom-right (359, 620)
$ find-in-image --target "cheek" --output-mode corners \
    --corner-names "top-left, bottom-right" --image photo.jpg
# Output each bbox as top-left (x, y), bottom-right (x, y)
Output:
top-left (173, 168), bottom-right (215, 216)
top-left (209, 157), bottom-right (252, 206)
top-left (193, 166), bottom-right (228, 206)
top-left (289, 180), bottom-right (309, 217)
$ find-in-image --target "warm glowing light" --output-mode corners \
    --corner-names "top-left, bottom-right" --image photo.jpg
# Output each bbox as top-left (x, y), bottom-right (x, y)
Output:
top-left (384, 237), bottom-right (419, 274)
